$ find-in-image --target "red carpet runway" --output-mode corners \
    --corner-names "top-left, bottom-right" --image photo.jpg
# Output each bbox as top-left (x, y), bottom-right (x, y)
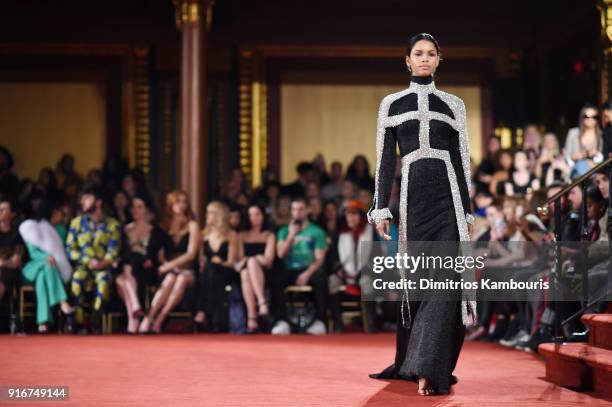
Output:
top-left (1, 333), bottom-right (610, 406)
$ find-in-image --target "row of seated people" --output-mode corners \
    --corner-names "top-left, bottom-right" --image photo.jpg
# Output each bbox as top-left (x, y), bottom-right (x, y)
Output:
top-left (0, 185), bottom-right (383, 335)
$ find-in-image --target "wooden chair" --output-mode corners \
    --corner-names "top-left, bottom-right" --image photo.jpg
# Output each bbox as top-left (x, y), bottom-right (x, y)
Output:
top-left (327, 285), bottom-right (369, 333)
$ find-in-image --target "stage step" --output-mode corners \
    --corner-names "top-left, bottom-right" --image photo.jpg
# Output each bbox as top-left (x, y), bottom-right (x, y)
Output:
top-left (582, 313), bottom-right (612, 351)
top-left (539, 342), bottom-right (612, 399)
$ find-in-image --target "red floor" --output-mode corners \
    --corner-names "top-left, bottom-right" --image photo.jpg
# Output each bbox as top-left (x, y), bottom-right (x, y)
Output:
top-left (0, 333), bottom-right (610, 406)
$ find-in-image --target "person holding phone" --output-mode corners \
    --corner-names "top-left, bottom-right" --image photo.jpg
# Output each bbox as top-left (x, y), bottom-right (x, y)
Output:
top-left (270, 197), bottom-right (329, 335)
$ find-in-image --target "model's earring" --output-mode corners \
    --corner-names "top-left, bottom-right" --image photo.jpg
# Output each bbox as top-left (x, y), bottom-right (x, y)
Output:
top-left (407, 64), bottom-right (412, 73)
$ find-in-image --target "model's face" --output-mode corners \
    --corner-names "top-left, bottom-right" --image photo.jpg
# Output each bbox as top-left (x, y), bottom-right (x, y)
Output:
top-left (406, 40), bottom-right (440, 77)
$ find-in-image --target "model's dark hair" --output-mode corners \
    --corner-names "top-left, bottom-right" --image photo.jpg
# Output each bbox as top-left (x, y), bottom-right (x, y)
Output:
top-left (406, 33), bottom-right (442, 57)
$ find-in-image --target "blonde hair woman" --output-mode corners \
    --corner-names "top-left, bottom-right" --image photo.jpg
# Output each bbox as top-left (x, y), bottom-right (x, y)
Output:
top-left (193, 201), bottom-right (239, 332)
top-left (138, 190), bottom-right (200, 333)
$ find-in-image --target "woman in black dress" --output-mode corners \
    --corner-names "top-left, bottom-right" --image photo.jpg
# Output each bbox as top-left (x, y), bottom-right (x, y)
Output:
top-left (367, 33), bottom-right (477, 396)
top-left (235, 204), bottom-right (275, 333)
top-left (194, 201), bottom-right (239, 332)
top-left (116, 195), bottom-right (169, 333)
top-left (138, 190), bottom-right (200, 333)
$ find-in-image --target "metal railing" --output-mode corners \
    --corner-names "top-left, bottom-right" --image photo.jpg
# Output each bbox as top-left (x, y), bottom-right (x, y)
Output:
top-left (536, 156), bottom-right (612, 343)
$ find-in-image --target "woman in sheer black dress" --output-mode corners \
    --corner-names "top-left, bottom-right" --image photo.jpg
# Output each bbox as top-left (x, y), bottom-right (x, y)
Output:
top-left (116, 195), bottom-right (169, 333)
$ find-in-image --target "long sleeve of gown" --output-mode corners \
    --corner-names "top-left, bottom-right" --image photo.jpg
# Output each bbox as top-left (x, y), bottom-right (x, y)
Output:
top-left (367, 99), bottom-right (397, 224)
top-left (451, 99), bottom-right (473, 225)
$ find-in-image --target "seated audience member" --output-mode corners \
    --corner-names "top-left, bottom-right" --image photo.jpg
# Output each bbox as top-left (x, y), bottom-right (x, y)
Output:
top-left (139, 190), bottom-right (199, 334)
top-left (489, 149), bottom-right (514, 197)
top-left (271, 197), bottom-right (329, 335)
top-left (504, 150), bottom-right (539, 197)
top-left (194, 201), bottom-right (239, 332)
top-left (19, 202), bottom-right (75, 333)
top-left (564, 104), bottom-right (604, 177)
top-left (0, 197), bottom-right (24, 306)
top-left (117, 195), bottom-right (169, 333)
top-left (235, 203), bottom-right (275, 333)
top-left (66, 185), bottom-right (121, 334)
top-left (327, 200), bottom-right (377, 333)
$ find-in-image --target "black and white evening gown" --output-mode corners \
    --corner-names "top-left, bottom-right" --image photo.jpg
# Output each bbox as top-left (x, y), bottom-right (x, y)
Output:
top-left (366, 74), bottom-right (478, 394)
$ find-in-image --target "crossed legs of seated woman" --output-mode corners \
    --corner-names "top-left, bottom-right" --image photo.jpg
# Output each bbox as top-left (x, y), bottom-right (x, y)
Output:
top-left (22, 254), bottom-right (75, 333)
top-left (238, 257), bottom-right (270, 333)
top-left (115, 264), bottom-right (144, 334)
top-left (138, 270), bottom-right (194, 333)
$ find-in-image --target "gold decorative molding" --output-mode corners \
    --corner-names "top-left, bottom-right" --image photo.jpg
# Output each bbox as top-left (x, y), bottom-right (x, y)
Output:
top-left (599, 0), bottom-right (612, 42)
top-left (173, 0), bottom-right (215, 31)
top-left (133, 46), bottom-right (151, 177)
top-left (238, 50), bottom-right (269, 189)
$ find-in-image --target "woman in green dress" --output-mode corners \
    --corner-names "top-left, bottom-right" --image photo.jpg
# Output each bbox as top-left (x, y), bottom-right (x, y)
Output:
top-left (19, 205), bottom-right (75, 333)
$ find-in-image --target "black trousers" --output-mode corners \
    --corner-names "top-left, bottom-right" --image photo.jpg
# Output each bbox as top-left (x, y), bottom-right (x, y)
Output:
top-left (270, 267), bottom-right (328, 322)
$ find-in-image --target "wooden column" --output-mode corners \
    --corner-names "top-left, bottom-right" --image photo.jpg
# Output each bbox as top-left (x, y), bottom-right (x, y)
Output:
top-left (177, 0), bottom-right (209, 223)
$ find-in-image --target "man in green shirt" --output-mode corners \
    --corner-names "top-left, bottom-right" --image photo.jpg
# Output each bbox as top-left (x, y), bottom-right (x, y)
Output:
top-left (271, 197), bottom-right (329, 335)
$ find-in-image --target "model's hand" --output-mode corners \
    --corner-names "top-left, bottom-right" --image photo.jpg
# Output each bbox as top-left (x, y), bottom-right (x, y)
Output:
top-left (467, 223), bottom-right (473, 241)
top-left (375, 219), bottom-right (391, 240)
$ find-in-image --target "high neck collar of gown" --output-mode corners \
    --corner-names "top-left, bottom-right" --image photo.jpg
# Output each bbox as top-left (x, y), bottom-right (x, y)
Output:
top-left (409, 75), bottom-right (435, 89)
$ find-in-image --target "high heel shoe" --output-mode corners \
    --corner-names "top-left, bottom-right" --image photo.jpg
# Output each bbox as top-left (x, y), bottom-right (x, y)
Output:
top-left (256, 301), bottom-right (273, 332)
top-left (61, 309), bottom-right (76, 334)
top-left (246, 317), bottom-right (260, 334)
